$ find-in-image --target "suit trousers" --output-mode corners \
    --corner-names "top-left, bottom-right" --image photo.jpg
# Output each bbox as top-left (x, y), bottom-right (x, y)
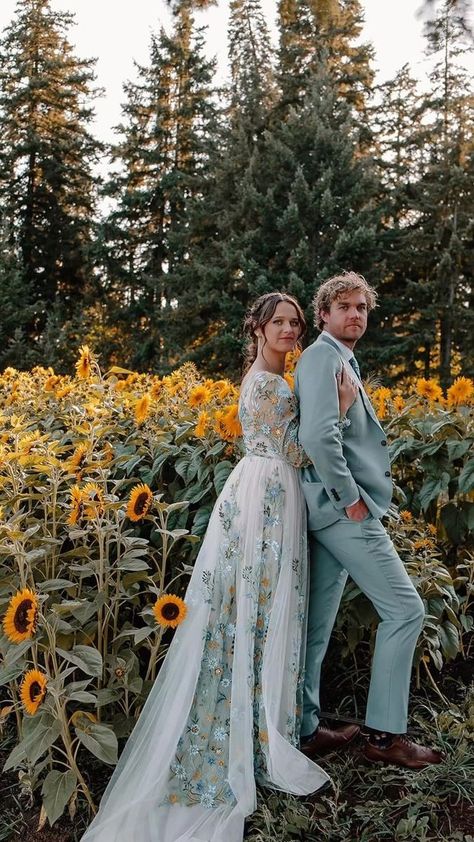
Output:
top-left (301, 516), bottom-right (425, 737)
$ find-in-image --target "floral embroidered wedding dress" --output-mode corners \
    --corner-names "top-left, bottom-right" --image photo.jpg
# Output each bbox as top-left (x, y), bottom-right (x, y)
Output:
top-left (81, 371), bottom-right (328, 842)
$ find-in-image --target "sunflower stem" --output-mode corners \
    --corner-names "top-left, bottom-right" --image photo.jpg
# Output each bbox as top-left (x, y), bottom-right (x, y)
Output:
top-left (57, 700), bottom-right (96, 814)
top-left (145, 628), bottom-right (165, 683)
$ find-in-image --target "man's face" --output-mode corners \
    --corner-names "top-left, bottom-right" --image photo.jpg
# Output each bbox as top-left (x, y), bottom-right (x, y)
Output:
top-left (321, 290), bottom-right (368, 348)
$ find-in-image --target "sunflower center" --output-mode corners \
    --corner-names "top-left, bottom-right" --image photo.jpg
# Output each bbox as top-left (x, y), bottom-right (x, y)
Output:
top-left (134, 492), bottom-right (149, 515)
top-left (29, 680), bottom-right (42, 701)
top-left (161, 603), bottom-right (180, 621)
top-left (14, 599), bottom-right (32, 633)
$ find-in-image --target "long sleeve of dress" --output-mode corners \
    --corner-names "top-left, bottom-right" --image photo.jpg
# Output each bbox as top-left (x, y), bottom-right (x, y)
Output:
top-left (240, 373), bottom-right (311, 468)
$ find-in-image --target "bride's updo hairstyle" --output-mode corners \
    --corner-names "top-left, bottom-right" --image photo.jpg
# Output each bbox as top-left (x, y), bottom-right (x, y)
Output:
top-left (243, 291), bottom-right (306, 374)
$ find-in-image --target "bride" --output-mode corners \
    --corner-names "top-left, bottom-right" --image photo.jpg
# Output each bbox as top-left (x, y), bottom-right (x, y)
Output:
top-left (81, 292), bottom-right (357, 842)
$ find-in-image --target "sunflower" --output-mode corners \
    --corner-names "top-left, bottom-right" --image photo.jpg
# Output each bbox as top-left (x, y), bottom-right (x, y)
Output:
top-left (373, 387), bottom-right (391, 401)
top-left (135, 393), bottom-right (151, 425)
top-left (446, 376), bottom-right (474, 408)
top-left (284, 372), bottom-right (295, 391)
top-left (3, 588), bottom-right (39, 644)
top-left (153, 594), bottom-right (187, 629)
top-left (20, 669), bottom-right (47, 715)
top-left (415, 378), bottom-right (443, 403)
top-left (188, 385), bottom-right (212, 408)
top-left (194, 411), bottom-right (209, 438)
top-left (68, 485), bottom-right (84, 526)
top-left (82, 482), bottom-right (105, 519)
top-left (413, 538), bottom-right (435, 551)
top-left (284, 347), bottom-right (302, 373)
top-left (55, 385), bottom-right (74, 399)
top-left (392, 395), bottom-right (406, 413)
top-left (44, 374), bottom-right (60, 393)
top-left (126, 483), bottom-right (153, 521)
top-left (215, 404), bottom-right (242, 441)
top-left (213, 380), bottom-right (233, 400)
top-left (75, 345), bottom-right (93, 380)
top-left (66, 444), bottom-right (88, 476)
top-left (150, 380), bottom-right (162, 400)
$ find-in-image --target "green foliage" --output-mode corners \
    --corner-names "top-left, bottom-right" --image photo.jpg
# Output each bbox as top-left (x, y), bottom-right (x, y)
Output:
top-left (0, 0), bottom-right (102, 357)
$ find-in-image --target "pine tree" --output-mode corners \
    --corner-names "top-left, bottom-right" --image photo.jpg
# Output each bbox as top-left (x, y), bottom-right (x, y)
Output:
top-left (367, 66), bottom-right (429, 377)
top-left (176, 62), bottom-right (381, 378)
top-left (100, 2), bottom-right (219, 370)
top-left (228, 0), bottom-right (275, 128)
top-left (0, 215), bottom-right (37, 370)
top-left (0, 0), bottom-right (101, 346)
top-left (390, 1), bottom-right (474, 385)
top-left (277, 0), bottom-right (374, 117)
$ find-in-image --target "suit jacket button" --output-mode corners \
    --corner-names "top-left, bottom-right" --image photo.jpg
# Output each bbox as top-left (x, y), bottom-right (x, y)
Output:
top-left (381, 440), bottom-right (387, 446)
top-left (385, 471), bottom-right (391, 477)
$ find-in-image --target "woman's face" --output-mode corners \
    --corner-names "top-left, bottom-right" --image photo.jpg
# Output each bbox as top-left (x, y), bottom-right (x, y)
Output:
top-left (260, 301), bottom-right (301, 353)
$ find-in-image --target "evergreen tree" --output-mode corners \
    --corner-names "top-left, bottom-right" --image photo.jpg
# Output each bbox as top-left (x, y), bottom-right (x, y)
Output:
top-left (100, 2), bottom-right (219, 370)
top-left (0, 216), bottom-right (37, 370)
top-left (176, 62), bottom-right (381, 378)
top-left (383, 1), bottom-right (474, 385)
top-left (367, 66), bottom-right (429, 377)
top-left (0, 0), bottom-right (101, 348)
top-left (277, 0), bottom-right (374, 117)
top-left (228, 0), bottom-right (275, 128)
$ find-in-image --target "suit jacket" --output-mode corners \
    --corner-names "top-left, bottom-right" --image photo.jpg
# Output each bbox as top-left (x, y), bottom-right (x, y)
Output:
top-left (294, 332), bottom-right (392, 531)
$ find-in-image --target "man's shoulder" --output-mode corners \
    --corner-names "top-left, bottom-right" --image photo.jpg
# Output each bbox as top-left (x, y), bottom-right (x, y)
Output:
top-left (299, 336), bottom-right (341, 362)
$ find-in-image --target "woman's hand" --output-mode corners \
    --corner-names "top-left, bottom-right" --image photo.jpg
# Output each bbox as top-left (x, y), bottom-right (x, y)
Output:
top-left (336, 367), bottom-right (358, 418)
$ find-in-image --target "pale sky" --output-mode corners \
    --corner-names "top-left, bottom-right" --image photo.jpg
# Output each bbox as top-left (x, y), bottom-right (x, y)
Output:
top-left (0, 0), bottom-right (461, 143)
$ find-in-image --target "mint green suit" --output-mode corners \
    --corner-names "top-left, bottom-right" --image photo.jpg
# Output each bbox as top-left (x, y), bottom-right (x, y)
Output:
top-left (295, 332), bottom-right (424, 736)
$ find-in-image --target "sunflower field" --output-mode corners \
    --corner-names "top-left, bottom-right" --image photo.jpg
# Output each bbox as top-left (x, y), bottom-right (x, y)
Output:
top-left (0, 349), bottom-right (473, 837)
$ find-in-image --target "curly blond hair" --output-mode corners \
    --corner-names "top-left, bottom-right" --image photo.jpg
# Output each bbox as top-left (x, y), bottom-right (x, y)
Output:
top-left (313, 271), bottom-right (377, 330)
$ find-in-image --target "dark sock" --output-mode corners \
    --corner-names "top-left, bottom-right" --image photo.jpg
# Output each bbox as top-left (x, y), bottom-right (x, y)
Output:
top-left (366, 730), bottom-right (394, 749)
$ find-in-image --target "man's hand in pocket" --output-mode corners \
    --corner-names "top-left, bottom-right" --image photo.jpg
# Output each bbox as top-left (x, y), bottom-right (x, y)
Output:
top-left (345, 498), bottom-right (370, 521)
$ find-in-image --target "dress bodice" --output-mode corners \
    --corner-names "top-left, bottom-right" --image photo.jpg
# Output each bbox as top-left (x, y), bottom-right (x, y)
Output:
top-left (238, 371), bottom-right (310, 468)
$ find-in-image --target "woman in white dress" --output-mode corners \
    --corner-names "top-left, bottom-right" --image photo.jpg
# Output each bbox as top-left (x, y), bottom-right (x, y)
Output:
top-left (81, 292), bottom-right (357, 842)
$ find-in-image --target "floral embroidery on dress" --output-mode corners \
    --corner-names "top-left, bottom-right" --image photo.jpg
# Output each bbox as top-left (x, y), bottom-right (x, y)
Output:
top-left (239, 373), bottom-right (311, 468)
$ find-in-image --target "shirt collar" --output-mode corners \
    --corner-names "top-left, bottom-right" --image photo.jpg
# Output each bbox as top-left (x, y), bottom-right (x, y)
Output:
top-left (321, 330), bottom-right (355, 363)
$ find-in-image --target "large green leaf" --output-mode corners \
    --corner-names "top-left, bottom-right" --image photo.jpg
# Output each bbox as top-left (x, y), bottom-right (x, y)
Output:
top-left (74, 721), bottom-right (118, 765)
top-left (4, 714), bottom-right (61, 771)
top-left (56, 645), bottom-right (103, 677)
top-left (42, 769), bottom-right (77, 826)
top-left (213, 461), bottom-right (234, 495)
top-left (440, 502), bottom-right (467, 545)
top-left (458, 458), bottom-right (474, 493)
top-left (446, 439), bottom-right (471, 461)
top-left (438, 621), bottom-right (460, 661)
top-left (418, 472), bottom-right (450, 511)
top-left (0, 663), bottom-right (24, 685)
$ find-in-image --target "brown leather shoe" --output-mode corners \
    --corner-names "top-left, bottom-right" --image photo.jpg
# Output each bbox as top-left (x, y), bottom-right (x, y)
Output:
top-left (300, 724), bottom-right (360, 758)
top-left (363, 734), bottom-right (443, 769)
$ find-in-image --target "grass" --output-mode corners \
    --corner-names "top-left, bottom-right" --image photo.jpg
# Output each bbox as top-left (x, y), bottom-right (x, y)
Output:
top-left (1, 674), bottom-right (473, 842)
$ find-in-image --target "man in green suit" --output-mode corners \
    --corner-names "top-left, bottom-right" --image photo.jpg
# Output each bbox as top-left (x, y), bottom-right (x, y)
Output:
top-left (295, 271), bottom-right (441, 768)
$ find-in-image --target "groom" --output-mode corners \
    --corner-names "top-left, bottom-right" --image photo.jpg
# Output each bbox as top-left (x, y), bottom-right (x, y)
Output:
top-left (294, 271), bottom-right (441, 768)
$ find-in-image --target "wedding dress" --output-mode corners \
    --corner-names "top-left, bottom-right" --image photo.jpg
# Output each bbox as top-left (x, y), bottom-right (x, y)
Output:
top-left (81, 371), bottom-right (328, 842)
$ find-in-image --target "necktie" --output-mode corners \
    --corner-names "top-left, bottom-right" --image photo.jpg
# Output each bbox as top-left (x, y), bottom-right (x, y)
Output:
top-left (349, 356), bottom-right (361, 380)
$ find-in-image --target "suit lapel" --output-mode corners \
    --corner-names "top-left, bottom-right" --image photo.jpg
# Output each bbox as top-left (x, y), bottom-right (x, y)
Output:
top-left (316, 334), bottom-right (384, 431)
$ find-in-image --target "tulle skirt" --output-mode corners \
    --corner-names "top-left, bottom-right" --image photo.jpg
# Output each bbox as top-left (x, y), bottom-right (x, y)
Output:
top-left (81, 455), bottom-right (329, 842)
